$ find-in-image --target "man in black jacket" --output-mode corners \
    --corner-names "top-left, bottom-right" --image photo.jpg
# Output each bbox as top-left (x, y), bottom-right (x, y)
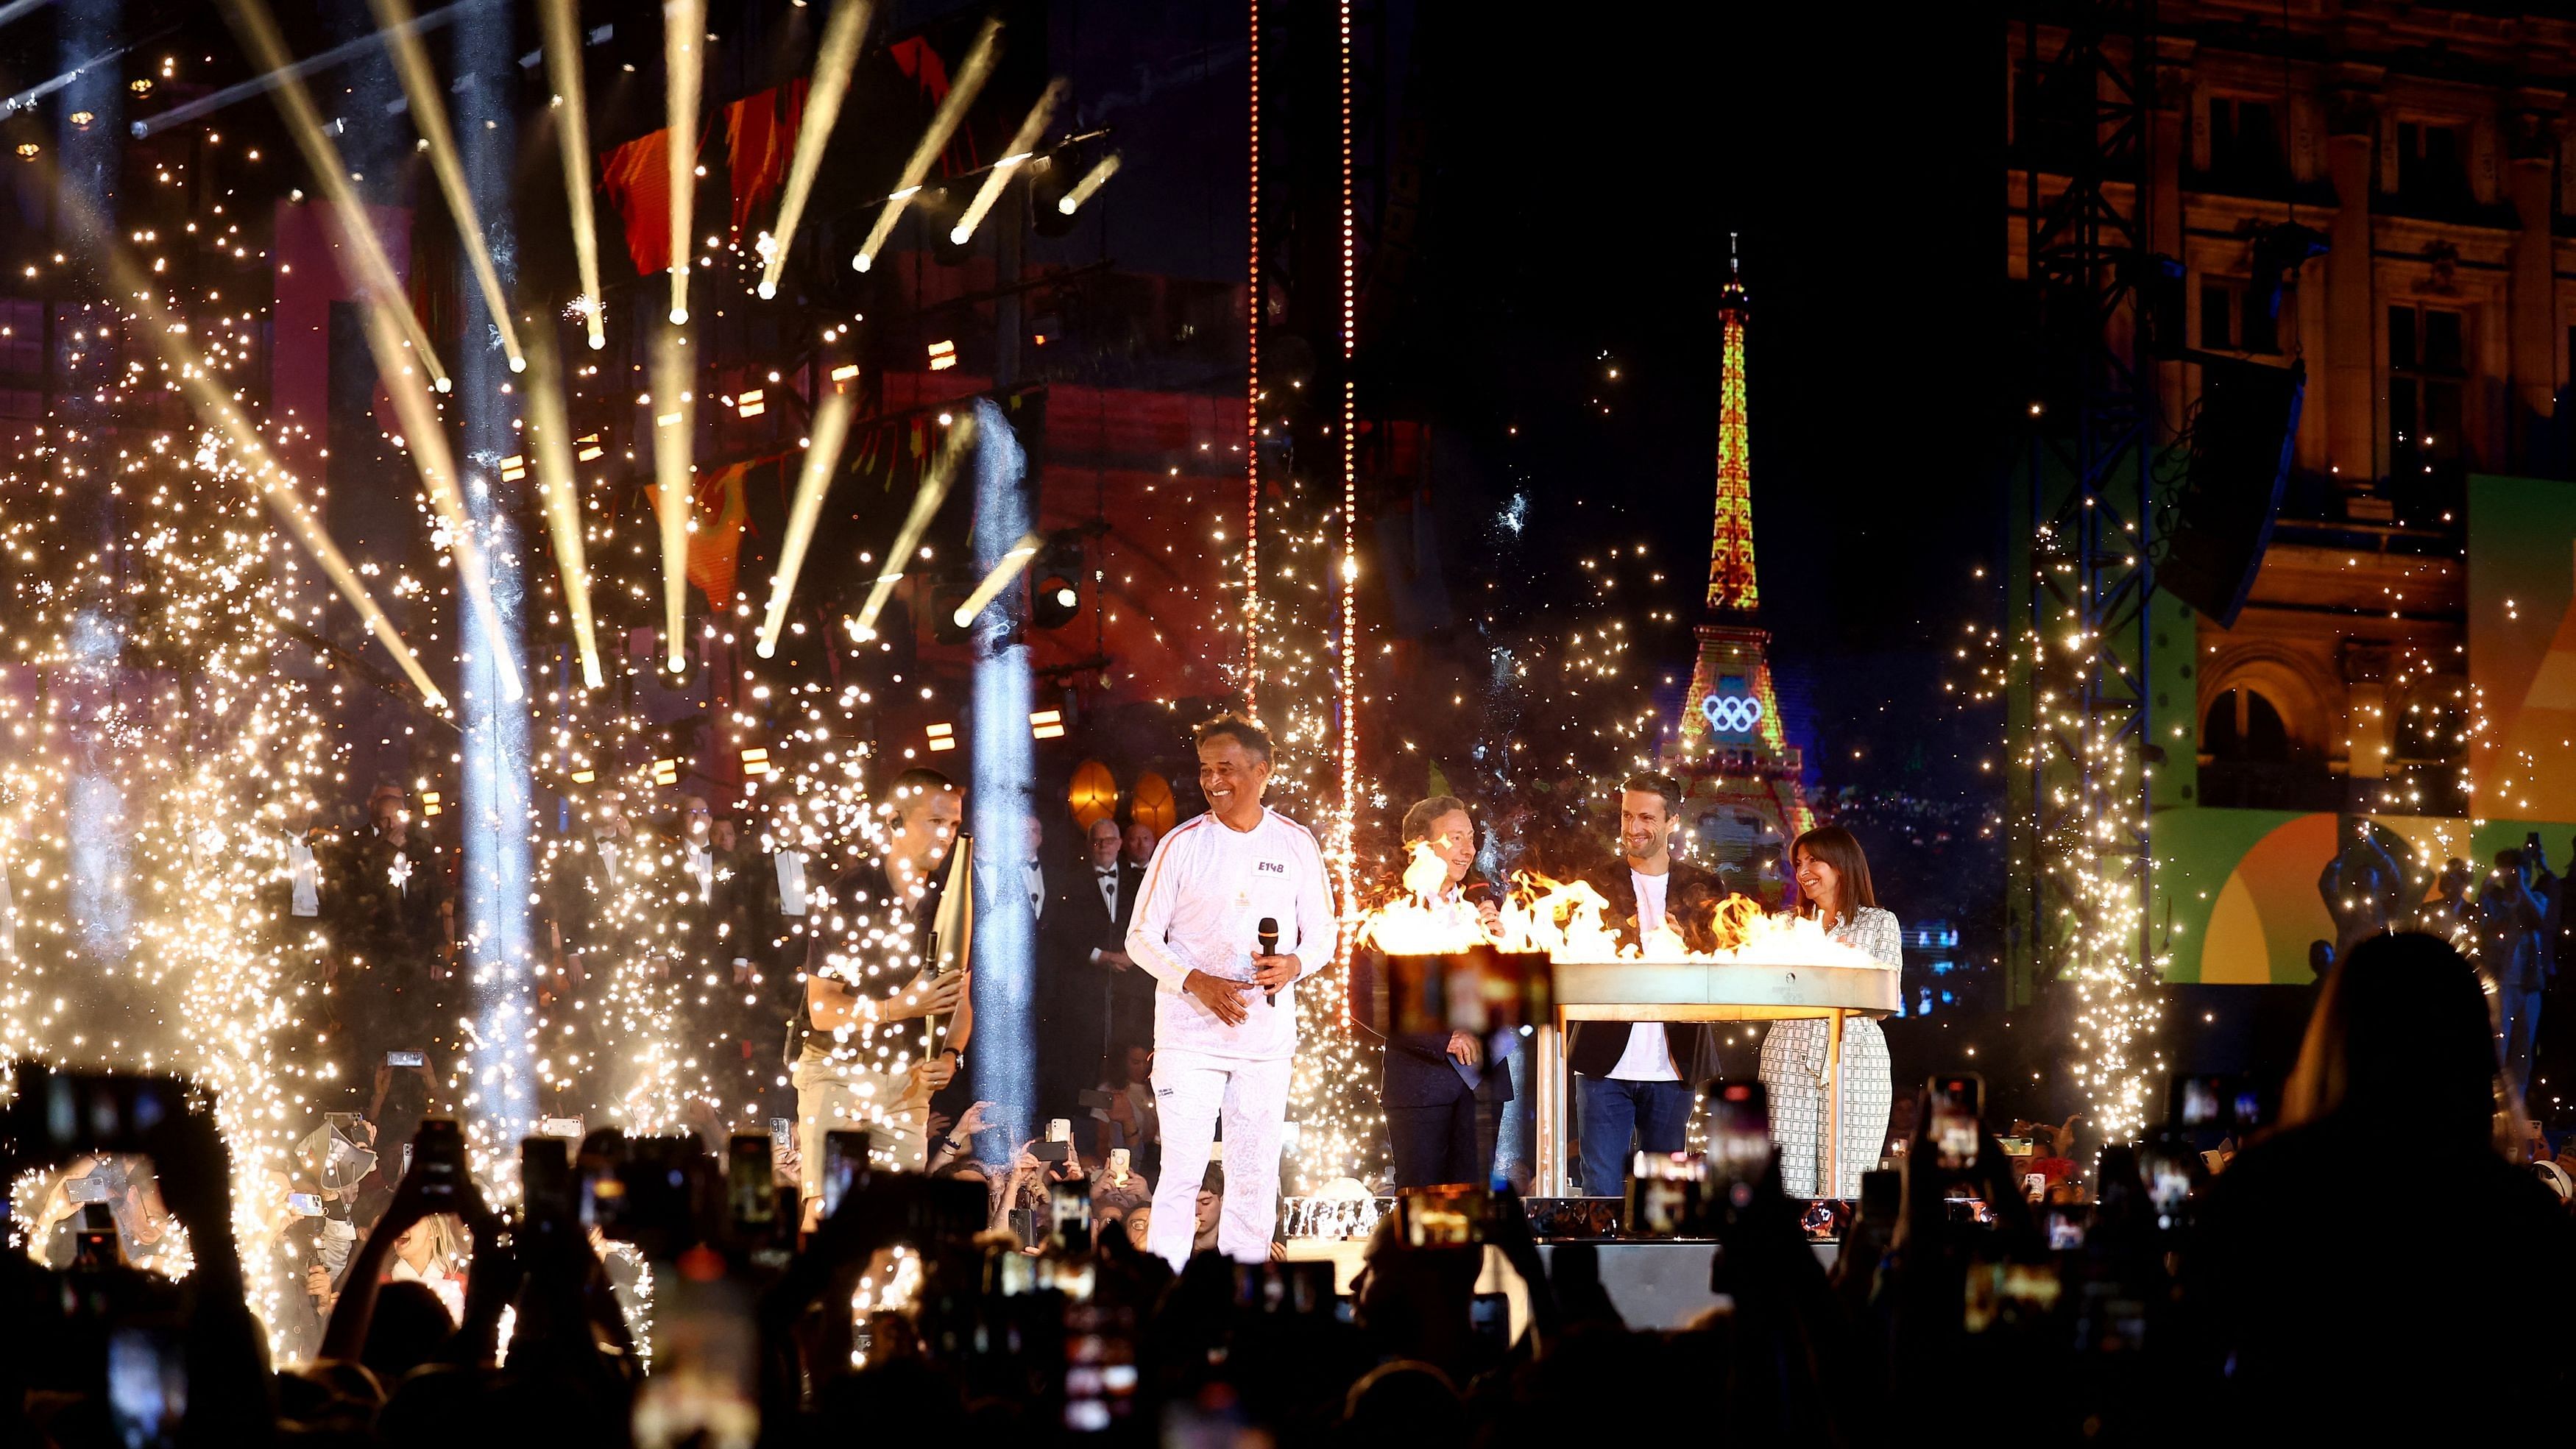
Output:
top-left (1568, 772), bottom-right (1722, 1196)
top-left (1039, 815), bottom-right (1148, 1118)
top-left (1354, 796), bottom-right (1518, 1188)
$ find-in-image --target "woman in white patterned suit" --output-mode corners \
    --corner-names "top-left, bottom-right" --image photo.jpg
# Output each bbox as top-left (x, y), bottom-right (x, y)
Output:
top-left (1758, 825), bottom-right (1899, 1199)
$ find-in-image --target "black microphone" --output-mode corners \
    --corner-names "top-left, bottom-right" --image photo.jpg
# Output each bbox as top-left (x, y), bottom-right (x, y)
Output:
top-left (1462, 879), bottom-right (1501, 910)
top-left (1258, 916), bottom-right (1280, 1005)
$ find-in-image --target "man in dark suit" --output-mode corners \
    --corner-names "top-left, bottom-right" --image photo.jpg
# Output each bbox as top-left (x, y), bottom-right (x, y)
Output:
top-left (1568, 771), bottom-right (1722, 1197)
top-left (1040, 815), bottom-right (1148, 1117)
top-left (1354, 796), bottom-right (1518, 1188)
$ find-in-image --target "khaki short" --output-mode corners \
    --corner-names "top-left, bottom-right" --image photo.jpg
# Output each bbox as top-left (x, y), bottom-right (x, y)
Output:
top-left (791, 1046), bottom-right (929, 1197)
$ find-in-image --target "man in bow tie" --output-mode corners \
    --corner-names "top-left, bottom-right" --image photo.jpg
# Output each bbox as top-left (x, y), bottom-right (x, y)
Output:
top-left (1038, 814), bottom-right (1148, 1122)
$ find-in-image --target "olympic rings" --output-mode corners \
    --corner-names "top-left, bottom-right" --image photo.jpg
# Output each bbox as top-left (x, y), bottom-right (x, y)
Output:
top-left (1699, 692), bottom-right (1765, 736)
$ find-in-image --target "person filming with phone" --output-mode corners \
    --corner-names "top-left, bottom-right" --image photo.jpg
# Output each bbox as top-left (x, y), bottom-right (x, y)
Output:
top-left (793, 768), bottom-right (974, 1223)
top-left (1125, 715), bottom-right (1337, 1268)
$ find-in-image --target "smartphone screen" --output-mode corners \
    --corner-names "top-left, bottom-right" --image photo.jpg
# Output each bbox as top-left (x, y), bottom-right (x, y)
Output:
top-left (1930, 1073), bottom-right (1984, 1172)
top-left (385, 1050), bottom-right (425, 1069)
top-left (105, 1327), bottom-right (187, 1449)
top-left (1705, 1080), bottom-right (1770, 1184)
top-left (821, 1130), bottom-right (869, 1219)
top-left (631, 1272), bottom-right (757, 1449)
top-left (287, 1191), bottom-right (324, 1216)
top-left (1395, 1185), bottom-right (1485, 1248)
top-left (727, 1133), bottom-right (776, 1230)
top-left (1468, 1292), bottom-right (1511, 1350)
top-left (411, 1119), bottom-right (464, 1207)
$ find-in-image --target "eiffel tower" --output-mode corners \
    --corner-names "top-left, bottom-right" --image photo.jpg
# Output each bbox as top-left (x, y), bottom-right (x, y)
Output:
top-left (1667, 241), bottom-right (1814, 896)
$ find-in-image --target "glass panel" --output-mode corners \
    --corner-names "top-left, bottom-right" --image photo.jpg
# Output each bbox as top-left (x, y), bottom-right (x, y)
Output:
top-left (2391, 378), bottom-right (2419, 449)
top-left (2424, 381), bottom-right (2463, 460)
top-left (2389, 307), bottom-right (2417, 369)
top-left (2424, 311), bottom-right (2463, 372)
top-left (2201, 282), bottom-right (2232, 349)
top-left (2241, 294), bottom-right (2277, 354)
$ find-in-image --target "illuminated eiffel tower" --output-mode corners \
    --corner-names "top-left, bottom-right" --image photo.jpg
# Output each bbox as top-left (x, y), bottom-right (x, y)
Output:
top-left (1668, 240), bottom-right (1814, 894)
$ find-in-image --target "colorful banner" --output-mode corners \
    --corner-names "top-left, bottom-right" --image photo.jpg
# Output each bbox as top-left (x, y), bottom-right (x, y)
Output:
top-left (2469, 473), bottom-right (2576, 822)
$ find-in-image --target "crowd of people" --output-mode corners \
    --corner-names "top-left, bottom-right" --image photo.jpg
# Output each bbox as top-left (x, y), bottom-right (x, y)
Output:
top-left (2, 929), bottom-right (2567, 1448)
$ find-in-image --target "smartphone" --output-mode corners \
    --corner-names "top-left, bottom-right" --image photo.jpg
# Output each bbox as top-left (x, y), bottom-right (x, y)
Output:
top-left (1075, 1089), bottom-right (1116, 1112)
top-left (1105, 1148), bottom-right (1131, 1185)
top-left (538, 1116), bottom-right (586, 1141)
top-left (1030, 1139), bottom-right (1072, 1164)
top-left (1929, 1073), bottom-right (1984, 1172)
top-left (1705, 1080), bottom-right (1770, 1186)
top-left (386, 1050), bottom-right (425, 1069)
top-left (1046, 1117), bottom-right (1074, 1144)
top-left (632, 1266), bottom-right (757, 1449)
top-left (1627, 1152), bottom-right (1708, 1237)
top-left (1393, 1184), bottom-right (1486, 1248)
top-left (67, 1172), bottom-right (114, 1206)
top-left (2141, 1134), bottom-right (2195, 1221)
top-left (768, 1116), bottom-right (793, 1149)
top-left (821, 1130), bottom-right (871, 1219)
top-left (1468, 1292), bottom-right (1512, 1350)
top-left (2047, 1205), bottom-right (2088, 1251)
top-left (286, 1191), bottom-right (324, 1216)
top-left (1049, 1178), bottom-right (1091, 1253)
top-left (726, 1133), bottom-right (776, 1230)
top-left (523, 1136), bottom-right (574, 1233)
top-left (411, 1118), bottom-right (466, 1208)
top-left (105, 1326), bottom-right (188, 1449)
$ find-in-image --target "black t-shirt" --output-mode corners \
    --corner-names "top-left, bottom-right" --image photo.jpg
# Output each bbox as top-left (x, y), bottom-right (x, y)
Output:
top-left (2189, 1115), bottom-right (2576, 1438)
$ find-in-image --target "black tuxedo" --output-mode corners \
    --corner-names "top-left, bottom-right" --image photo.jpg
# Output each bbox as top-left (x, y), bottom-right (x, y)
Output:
top-left (1036, 860), bottom-right (1148, 1116)
top-left (1565, 860), bottom-right (1724, 1083)
top-left (1349, 904), bottom-right (1520, 1188)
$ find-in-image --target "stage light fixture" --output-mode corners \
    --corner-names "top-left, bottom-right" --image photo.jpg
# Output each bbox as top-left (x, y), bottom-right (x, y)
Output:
top-left (1029, 528), bottom-right (1085, 629)
top-left (948, 77), bottom-right (1066, 247)
top-left (951, 531), bottom-right (1042, 628)
top-left (926, 722), bottom-right (956, 753)
top-left (851, 15), bottom-right (1001, 272)
top-left (758, 0), bottom-right (875, 300)
top-left (1029, 709), bottom-right (1065, 740)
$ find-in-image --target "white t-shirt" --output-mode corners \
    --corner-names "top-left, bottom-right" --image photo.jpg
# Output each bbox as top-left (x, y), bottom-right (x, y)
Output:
top-left (774, 849), bottom-right (808, 916)
top-left (1125, 808), bottom-right (1338, 1061)
top-left (288, 836), bottom-right (321, 917)
top-left (1609, 867), bottom-right (1679, 1081)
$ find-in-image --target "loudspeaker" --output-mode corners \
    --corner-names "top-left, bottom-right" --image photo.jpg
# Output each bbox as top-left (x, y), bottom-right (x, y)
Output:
top-left (2159, 356), bottom-right (2303, 628)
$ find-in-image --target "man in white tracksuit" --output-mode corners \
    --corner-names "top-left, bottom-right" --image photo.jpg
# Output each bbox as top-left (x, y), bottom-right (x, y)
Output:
top-left (1126, 715), bottom-right (1338, 1268)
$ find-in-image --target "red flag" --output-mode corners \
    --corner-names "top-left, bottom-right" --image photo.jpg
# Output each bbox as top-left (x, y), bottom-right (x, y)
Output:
top-left (887, 38), bottom-right (952, 104)
top-left (599, 130), bottom-right (673, 275)
top-left (726, 82), bottom-right (806, 234)
top-left (687, 460), bottom-right (756, 607)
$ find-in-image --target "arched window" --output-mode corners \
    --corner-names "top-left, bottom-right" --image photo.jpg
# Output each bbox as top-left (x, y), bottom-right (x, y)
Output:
top-left (2203, 687), bottom-right (2289, 763)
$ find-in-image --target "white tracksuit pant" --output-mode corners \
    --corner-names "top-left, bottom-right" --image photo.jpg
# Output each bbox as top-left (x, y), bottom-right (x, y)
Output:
top-left (1146, 1048), bottom-right (1292, 1268)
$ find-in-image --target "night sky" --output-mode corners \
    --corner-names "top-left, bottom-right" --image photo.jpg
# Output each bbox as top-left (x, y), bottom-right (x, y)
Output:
top-left (1392, 2), bottom-right (2011, 810)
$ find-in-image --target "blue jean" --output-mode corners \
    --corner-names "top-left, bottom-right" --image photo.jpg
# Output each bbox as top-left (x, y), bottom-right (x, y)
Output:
top-left (2502, 985), bottom-right (2544, 1105)
top-left (1575, 1074), bottom-right (1694, 1197)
